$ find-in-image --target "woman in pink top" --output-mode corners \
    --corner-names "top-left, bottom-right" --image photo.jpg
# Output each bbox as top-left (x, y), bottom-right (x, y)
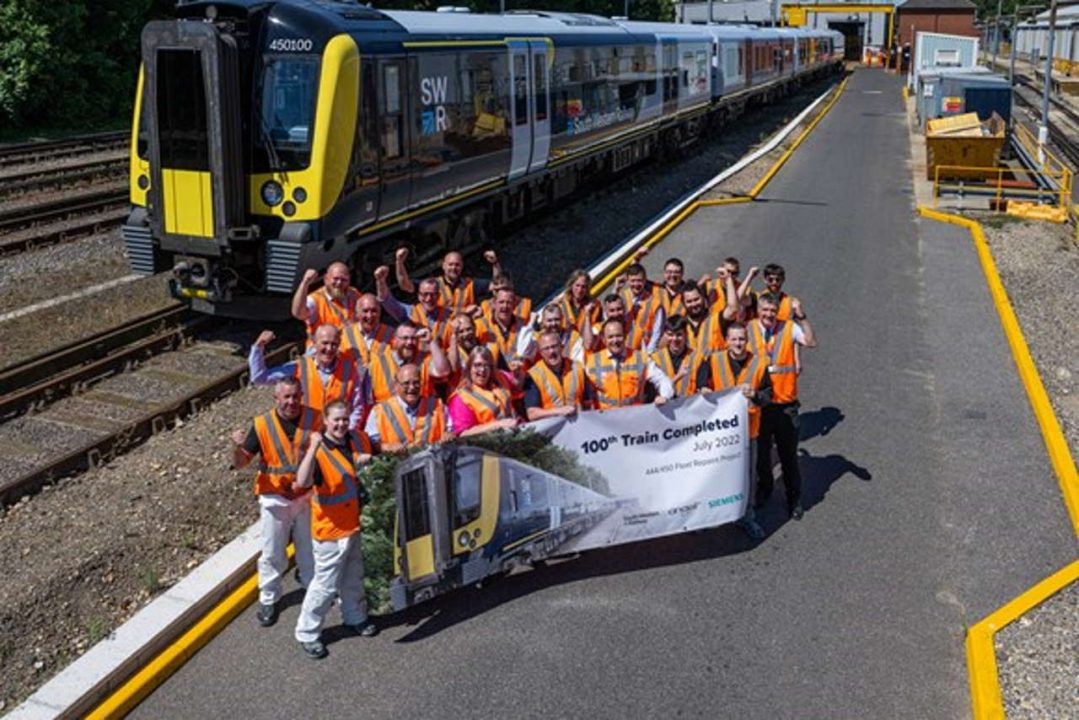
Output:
top-left (447, 346), bottom-right (519, 436)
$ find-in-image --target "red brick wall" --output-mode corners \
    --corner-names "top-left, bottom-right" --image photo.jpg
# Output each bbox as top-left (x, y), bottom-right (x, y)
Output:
top-left (896, 10), bottom-right (978, 46)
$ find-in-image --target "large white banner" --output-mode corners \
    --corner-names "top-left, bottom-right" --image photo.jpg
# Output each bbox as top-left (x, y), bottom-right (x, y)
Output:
top-left (530, 389), bottom-right (750, 553)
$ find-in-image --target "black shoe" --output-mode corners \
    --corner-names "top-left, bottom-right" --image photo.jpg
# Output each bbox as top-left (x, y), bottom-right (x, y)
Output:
top-left (256, 603), bottom-right (278, 627)
top-left (789, 504), bottom-right (804, 521)
top-left (301, 640), bottom-right (327, 660)
top-left (349, 620), bottom-right (379, 638)
top-left (739, 518), bottom-right (766, 540)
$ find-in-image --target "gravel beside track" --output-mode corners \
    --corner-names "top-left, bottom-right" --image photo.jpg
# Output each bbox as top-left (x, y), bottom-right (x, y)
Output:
top-left (995, 581), bottom-right (1078, 719)
top-left (979, 218), bottom-right (1078, 717)
top-left (0, 76), bottom-right (838, 711)
top-left (0, 386), bottom-right (267, 714)
top-left (980, 219), bottom-right (1079, 455)
top-left (0, 272), bottom-right (173, 369)
top-left (0, 231), bottom-right (129, 317)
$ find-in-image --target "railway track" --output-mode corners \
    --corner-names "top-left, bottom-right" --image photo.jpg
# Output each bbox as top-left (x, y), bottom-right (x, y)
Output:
top-left (0, 130), bottom-right (128, 169)
top-left (0, 315), bottom-right (300, 506)
top-left (0, 154), bottom-right (128, 201)
top-left (0, 306), bottom-right (202, 420)
top-left (0, 186), bottom-right (129, 254)
top-left (1013, 78), bottom-right (1079, 168)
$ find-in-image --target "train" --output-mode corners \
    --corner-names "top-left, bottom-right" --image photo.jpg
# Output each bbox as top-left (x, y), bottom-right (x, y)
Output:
top-left (125, 0), bottom-right (844, 319)
top-left (391, 445), bottom-right (617, 610)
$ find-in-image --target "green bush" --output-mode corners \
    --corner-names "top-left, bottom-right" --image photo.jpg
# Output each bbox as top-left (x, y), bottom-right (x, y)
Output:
top-left (0, 0), bottom-right (168, 134)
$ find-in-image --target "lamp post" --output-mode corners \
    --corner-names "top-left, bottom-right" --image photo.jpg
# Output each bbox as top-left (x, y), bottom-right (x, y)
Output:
top-left (1040, 0), bottom-right (1059, 162)
top-left (992, 0), bottom-right (1004, 69)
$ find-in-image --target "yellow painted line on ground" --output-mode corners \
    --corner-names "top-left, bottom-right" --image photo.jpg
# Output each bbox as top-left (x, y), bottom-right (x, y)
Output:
top-left (593, 76), bottom-right (850, 295)
top-left (965, 560), bottom-right (1079, 719)
top-left (917, 206), bottom-right (1079, 720)
top-left (87, 75), bottom-right (852, 717)
top-left (86, 546), bottom-right (294, 718)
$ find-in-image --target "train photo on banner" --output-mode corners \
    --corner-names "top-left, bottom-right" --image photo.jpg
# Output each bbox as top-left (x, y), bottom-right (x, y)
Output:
top-left (125, 0), bottom-right (843, 319)
top-left (392, 445), bottom-right (622, 610)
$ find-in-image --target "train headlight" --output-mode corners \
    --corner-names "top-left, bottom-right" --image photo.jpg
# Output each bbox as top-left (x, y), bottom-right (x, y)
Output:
top-left (292, 187), bottom-right (307, 203)
top-left (137, 174), bottom-right (149, 190)
top-left (457, 530), bottom-right (470, 547)
top-left (260, 180), bottom-right (284, 207)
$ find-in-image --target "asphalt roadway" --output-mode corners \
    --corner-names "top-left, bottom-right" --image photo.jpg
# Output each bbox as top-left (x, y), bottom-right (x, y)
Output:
top-left (132, 70), bottom-right (1077, 718)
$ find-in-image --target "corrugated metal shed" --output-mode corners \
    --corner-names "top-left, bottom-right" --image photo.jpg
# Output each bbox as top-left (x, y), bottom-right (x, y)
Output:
top-left (909, 31), bottom-right (979, 88)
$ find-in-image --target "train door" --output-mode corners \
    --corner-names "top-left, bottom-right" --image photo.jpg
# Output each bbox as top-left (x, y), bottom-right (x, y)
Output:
top-left (661, 38), bottom-right (678, 115)
top-left (378, 57), bottom-right (411, 219)
top-left (528, 40), bottom-right (551, 173)
top-left (141, 21), bottom-right (245, 244)
top-left (508, 42), bottom-right (533, 180)
top-left (395, 455), bottom-right (449, 585)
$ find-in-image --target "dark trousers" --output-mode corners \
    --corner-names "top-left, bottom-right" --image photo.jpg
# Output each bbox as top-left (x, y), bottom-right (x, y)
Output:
top-left (756, 402), bottom-right (802, 509)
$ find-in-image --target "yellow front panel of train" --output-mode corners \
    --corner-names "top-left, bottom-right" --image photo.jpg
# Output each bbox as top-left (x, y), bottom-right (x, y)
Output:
top-left (405, 535), bottom-right (436, 580)
top-left (453, 454), bottom-right (501, 556)
top-left (162, 169), bottom-right (214, 237)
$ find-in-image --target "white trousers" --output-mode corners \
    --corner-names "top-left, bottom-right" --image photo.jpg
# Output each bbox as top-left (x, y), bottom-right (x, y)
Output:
top-left (295, 532), bottom-right (367, 643)
top-left (257, 493), bottom-right (314, 605)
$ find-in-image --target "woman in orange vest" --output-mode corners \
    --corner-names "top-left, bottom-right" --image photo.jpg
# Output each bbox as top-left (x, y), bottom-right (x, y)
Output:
top-left (293, 401), bottom-right (377, 659)
top-left (448, 345), bottom-right (519, 437)
top-left (559, 269), bottom-right (601, 334)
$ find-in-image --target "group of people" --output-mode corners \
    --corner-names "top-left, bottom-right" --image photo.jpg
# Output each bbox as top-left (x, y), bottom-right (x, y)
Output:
top-left (232, 247), bottom-right (817, 659)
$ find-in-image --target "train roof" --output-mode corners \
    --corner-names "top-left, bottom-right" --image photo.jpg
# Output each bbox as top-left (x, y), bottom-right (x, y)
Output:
top-left (382, 9), bottom-right (637, 38)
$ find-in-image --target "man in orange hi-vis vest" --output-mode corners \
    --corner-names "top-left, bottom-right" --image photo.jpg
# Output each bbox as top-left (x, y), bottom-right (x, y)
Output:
top-left (750, 291), bottom-right (817, 521)
top-left (619, 263), bottom-right (665, 354)
top-left (365, 363), bottom-right (450, 452)
top-left (291, 262), bottom-right (361, 350)
top-left (368, 322), bottom-right (451, 404)
top-left (375, 266), bottom-right (454, 348)
top-left (392, 246), bottom-right (503, 314)
top-left (248, 326), bottom-right (368, 429)
top-left (293, 401), bottom-right (377, 659)
top-left (340, 293), bottom-right (394, 368)
top-left (524, 330), bottom-right (594, 421)
top-left (231, 377), bottom-right (318, 628)
top-left (584, 319), bottom-right (673, 410)
top-left (696, 322), bottom-right (772, 540)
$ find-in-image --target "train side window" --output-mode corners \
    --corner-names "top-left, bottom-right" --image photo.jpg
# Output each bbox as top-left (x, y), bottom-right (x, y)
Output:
top-left (452, 457), bottom-right (482, 527)
top-left (533, 54), bottom-right (547, 122)
top-left (402, 468), bottom-right (431, 541)
top-left (530, 474), bottom-right (548, 507)
top-left (429, 51), bottom-right (509, 159)
top-left (514, 54), bottom-right (527, 126)
top-left (382, 63), bottom-right (403, 159)
top-left (355, 62), bottom-right (380, 182)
